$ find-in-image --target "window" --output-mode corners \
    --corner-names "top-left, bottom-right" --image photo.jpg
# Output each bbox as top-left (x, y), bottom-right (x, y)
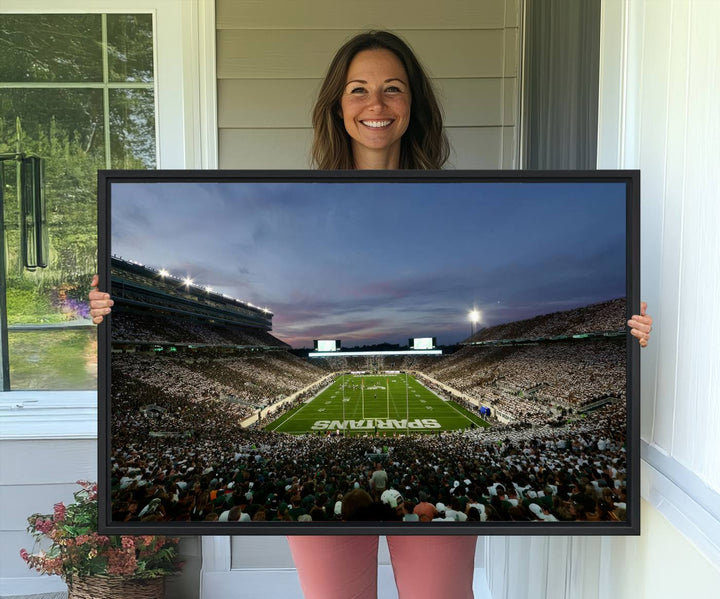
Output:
top-left (0, 13), bottom-right (156, 390)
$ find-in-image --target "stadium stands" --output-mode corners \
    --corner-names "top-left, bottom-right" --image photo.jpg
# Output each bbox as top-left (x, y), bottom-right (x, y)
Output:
top-left (108, 259), bottom-right (628, 523)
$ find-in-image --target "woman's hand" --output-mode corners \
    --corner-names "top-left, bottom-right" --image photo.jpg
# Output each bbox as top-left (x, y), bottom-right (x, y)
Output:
top-left (627, 301), bottom-right (652, 348)
top-left (89, 274), bottom-right (114, 324)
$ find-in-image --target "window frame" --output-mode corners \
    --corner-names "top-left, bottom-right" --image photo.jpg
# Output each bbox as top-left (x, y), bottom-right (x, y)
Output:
top-left (0, 0), bottom-right (217, 439)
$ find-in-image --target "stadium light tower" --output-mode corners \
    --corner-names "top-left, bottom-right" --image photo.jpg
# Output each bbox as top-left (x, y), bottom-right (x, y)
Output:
top-left (469, 309), bottom-right (481, 336)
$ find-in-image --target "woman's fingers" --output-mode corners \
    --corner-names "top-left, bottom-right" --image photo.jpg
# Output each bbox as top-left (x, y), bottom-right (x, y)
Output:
top-left (627, 316), bottom-right (652, 334)
top-left (627, 304), bottom-right (653, 348)
top-left (89, 275), bottom-right (114, 324)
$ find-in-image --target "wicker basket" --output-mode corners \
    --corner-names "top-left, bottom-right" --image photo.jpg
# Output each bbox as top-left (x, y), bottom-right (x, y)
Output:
top-left (67, 575), bottom-right (164, 599)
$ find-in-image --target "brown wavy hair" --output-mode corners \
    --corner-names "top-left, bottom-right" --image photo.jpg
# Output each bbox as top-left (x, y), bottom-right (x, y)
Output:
top-left (311, 31), bottom-right (449, 170)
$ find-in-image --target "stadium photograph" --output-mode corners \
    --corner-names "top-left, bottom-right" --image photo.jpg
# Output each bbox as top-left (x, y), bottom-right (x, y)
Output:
top-left (104, 174), bottom-right (632, 531)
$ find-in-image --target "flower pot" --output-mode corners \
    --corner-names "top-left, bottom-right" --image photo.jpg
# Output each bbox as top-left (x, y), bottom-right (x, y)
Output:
top-left (67, 575), bottom-right (164, 599)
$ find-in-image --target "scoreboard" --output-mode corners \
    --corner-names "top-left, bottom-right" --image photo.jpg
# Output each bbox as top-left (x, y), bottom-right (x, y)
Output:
top-left (409, 337), bottom-right (436, 350)
top-left (314, 339), bottom-right (341, 352)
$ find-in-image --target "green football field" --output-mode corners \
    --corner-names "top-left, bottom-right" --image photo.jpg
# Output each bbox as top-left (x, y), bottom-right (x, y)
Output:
top-left (265, 373), bottom-right (490, 435)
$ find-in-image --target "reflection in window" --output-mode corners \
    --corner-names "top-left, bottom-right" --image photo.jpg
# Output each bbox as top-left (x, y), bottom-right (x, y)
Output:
top-left (110, 89), bottom-right (156, 169)
top-left (0, 15), bottom-right (103, 83)
top-left (107, 14), bottom-right (154, 83)
top-left (0, 13), bottom-right (156, 390)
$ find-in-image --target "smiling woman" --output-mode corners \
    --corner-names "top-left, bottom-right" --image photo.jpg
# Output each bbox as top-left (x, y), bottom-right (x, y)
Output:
top-left (311, 31), bottom-right (448, 170)
top-left (340, 49), bottom-right (412, 168)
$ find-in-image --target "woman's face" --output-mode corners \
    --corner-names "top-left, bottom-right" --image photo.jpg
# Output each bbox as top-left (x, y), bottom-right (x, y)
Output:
top-left (340, 49), bottom-right (411, 165)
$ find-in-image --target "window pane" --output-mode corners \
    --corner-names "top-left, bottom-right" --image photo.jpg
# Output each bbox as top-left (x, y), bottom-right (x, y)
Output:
top-left (107, 14), bottom-right (154, 83)
top-left (2, 90), bottom-right (103, 390)
top-left (1, 88), bottom-right (104, 281)
top-left (110, 89), bottom-right (156, 169)
top-left (0, 14), bottom-right (102, 82)
top-left (0, 89), bottom-right (106, 162)
top-left (8, 329), bottom-right (97, 390)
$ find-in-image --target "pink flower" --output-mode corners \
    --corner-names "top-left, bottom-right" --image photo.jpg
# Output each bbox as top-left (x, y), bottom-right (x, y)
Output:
top-left (107, 548), bottom-right (137, 576)
top-left (19, 548), bottom-right (29, 562)
top-left (53, 502), bottom-right (66, 522)
top-left (34, 518), bottom-right (53, 535)
top-left (121, 537), bottom-right (135, 550)
top-left (75, 480), bottom-right (98, 501)
top-left (43, 557), bottom-right (64, 576)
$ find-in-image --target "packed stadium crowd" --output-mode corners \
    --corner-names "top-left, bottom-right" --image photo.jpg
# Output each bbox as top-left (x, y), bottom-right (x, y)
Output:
top-left (467, 298), bottom-right (625, 342)
top-left (112, 311), bottom-right (287, 348)
top-left (313, 354), bottom-right (444, 373)
top-left (112, 350), bottom-right (326, 420)
top-left (111, 389), bottom-right (627, 524)
top-left (109, 295), bottom-right (629, 524)
top-left (423, 340), bottom-right (624, 421)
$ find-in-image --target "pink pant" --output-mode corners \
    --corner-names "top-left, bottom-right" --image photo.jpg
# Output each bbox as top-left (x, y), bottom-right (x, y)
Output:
top-left (287, 535), bottom-right (477, 599)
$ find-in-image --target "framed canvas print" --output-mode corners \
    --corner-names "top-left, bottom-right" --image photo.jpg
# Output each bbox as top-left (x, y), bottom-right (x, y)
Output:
top-left (98, 170), bottom-right (640, 535)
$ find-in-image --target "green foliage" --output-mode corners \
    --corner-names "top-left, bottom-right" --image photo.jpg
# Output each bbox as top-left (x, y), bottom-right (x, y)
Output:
top-left (0, 15), bottom-right (103, 83)
top-left (1, 12), bottom-right (155, 321)
top-left (5, 285), bottom-right (62, 324)
top-left (8, 328), bottom-right (96, 390)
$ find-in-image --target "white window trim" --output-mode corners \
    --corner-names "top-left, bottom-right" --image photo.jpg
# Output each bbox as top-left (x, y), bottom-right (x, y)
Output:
top-left (0, 0), bottom-right (217, 440)
top-left (642, 442), bottom-right (720, 567)
top-left (0, 391), bottom-right (97, 439)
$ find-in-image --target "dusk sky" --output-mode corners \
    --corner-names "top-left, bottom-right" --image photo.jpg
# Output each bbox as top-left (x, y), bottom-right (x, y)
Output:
top-left (111, 180), bottom-right (626, 348)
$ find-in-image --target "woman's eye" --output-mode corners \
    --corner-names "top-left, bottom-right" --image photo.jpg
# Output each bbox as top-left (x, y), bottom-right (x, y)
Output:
top-left (385, 86), bottom-right (402, 93)
top-left (349, 87), bottom-right (367, 94)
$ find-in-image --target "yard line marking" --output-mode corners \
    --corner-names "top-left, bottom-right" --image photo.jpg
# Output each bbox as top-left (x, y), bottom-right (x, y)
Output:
top-left (435, 393), bottom-right (477, 426)
top-left (411, 378), bottom-right (476, 427)
top-left (268, 377), bottom-right (339, 431)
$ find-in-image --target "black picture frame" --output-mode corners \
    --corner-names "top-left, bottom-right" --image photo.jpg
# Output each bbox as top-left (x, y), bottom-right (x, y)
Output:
top-left (98, 169), bottom-right (640, 536)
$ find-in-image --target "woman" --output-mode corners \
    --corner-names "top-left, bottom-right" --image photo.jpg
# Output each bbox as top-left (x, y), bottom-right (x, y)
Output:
top-left (90, 30), bottom-right (653, 599)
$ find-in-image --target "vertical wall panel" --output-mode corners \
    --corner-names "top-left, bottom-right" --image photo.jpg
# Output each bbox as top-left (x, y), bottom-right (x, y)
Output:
top-left (524, 537), bottom-right (550, 598)
top-left (568, 537), bottom-right (602, 599)
top-left (637, 0), bottom-right (675, 453)
top-left (623, 0), bottom-right (720, 488)
top-left (660, 0), bottom-right (692, 466)
top-left (485, 537), bottom-right (510, 599)
top-left (544, 537), bottom-right (570, 599)
top-left (673, 0), bottom-right (720, 485)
